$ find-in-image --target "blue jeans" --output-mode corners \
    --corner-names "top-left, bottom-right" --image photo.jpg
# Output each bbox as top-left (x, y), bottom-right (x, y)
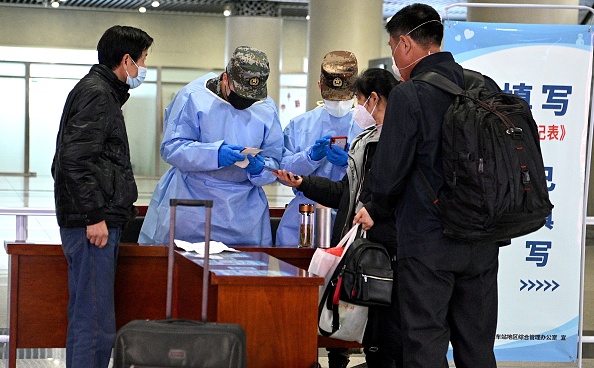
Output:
top-left (60, 227), bottom-right (121, 368)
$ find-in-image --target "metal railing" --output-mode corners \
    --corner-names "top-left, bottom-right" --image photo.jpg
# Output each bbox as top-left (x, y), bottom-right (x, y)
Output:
top-left (0, 207), bottom-right (56, 242)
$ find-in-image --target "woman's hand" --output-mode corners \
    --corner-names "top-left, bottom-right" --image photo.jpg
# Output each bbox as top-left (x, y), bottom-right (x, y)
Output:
top-left (272, 169), bottom-right (303, 188)
top-left (353, 207), bottom-right (374, 231)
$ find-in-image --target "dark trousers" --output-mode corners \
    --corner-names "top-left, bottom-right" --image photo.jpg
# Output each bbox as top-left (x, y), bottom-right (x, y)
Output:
top-left (398, 242), bottom-right (499, 368)
top-left (60, 227), bottom-right (121, 368)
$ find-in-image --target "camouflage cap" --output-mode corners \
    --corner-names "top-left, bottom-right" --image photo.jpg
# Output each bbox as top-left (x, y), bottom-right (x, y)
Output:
top-left (226, 46), bottom-right (269, 101)
top-left (320, 51), bottom-right (358, 101)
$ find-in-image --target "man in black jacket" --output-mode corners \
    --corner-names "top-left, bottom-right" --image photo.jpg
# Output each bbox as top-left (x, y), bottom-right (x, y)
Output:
top-left (52, 25), bottom-right (153, 368)
top-left (354, 4), bottom-right (501, 368)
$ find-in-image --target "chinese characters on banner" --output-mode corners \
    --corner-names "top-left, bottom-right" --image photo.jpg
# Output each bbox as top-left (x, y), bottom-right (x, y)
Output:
top-left (444, 21), bottom-right (593, 362)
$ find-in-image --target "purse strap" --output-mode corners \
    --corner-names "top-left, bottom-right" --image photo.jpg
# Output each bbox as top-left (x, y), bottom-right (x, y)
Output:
top-left (318, 279), bottom-right (339, 336)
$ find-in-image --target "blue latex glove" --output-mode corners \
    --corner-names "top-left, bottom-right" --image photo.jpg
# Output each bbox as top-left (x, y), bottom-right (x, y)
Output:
top-left (245, 154), bottom-right (265, 175)
top-left (326, 142), bottom-right (349, 167)
top-left (309, 135), bottom-right (331, 161)
top-left (218, 144), bottom-right (245, 167)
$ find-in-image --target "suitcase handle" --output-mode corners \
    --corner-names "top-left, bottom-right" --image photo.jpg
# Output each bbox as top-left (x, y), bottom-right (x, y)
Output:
top-left (170, 199), bottom-right (213, 208)
top-left (167, 198), bottom-right (213, 321)
top-left (155, 319), bottom-right (204, 326)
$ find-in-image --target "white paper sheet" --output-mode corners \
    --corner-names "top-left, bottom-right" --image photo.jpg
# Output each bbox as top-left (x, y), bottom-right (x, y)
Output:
top-left (174, 239), bottom-right (239, 256)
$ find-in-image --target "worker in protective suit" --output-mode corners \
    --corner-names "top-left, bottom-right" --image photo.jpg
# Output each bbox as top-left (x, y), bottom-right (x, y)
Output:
top-left (275, 51), bottom-right (364, 247)
top-left (139, 46), bottom-right (283, 246)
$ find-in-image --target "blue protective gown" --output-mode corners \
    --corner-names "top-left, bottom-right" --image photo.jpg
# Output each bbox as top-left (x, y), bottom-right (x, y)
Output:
top-left (139, 73), bottom-right (283, 246)
top-left (275, 106), bottom-right (363, 246)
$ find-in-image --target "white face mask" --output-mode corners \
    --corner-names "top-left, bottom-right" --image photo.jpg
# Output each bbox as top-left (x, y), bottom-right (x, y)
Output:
top-left (324, 99), bottom-right (353, 118)
top-left (353, 95), bottom-right (377, 129)
top-left (391, 59), bottom-right (401, 81)
top-left (126, 58), bottom-right (147, 89)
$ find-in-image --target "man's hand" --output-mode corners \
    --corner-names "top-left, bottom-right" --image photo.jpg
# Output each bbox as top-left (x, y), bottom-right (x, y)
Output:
top-left (353, 207), bottom-right (374, 231)
top-left (87, 220), bottom-right (108, 248)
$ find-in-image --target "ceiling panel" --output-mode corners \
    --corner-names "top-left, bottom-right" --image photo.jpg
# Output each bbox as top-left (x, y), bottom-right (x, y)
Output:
top-left (0, 0), bottom-right (591, 24)
top-left (0, 0), bottom-right (467, 19)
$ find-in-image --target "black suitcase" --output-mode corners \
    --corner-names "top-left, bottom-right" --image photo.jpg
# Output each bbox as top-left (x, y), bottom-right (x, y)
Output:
top-left (113, 199), bottom-right (247, 368)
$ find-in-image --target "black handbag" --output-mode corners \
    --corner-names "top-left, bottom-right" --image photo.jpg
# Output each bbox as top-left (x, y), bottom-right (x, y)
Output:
top-left (330, 237), bottom-right (393, 307)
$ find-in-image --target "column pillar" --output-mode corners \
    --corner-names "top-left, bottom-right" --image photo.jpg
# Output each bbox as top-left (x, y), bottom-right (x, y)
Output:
top-left (226, 1), bottom-right (282, 105)
top-left (306, 0), bottom-right (384, 110)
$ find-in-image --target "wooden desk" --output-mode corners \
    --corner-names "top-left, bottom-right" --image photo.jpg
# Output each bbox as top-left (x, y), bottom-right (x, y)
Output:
top-left (174, 251), bottom-right (322, 367)
top-left (234, 245), bottom-right (364, 350)
top-left (5, 243), bottom-right (323, 368)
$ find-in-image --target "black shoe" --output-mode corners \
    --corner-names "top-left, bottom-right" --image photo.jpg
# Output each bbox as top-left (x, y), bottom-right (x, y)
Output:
top-left (328, 360), bottom-right (350, 368)
top-left (364, 348), bottom-right (397, 368)
top-left (328, 349), bottom-right (350, 368)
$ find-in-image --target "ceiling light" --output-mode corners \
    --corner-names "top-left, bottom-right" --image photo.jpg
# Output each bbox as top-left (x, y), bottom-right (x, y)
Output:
top-left (139, 6), bottom-right (146, 12)
top-left (223, 5), bottom-right (231, 16)
top-left (50, 1), bottom-right (59, 7)
top-left (151, 1), bottom-right (159, 7)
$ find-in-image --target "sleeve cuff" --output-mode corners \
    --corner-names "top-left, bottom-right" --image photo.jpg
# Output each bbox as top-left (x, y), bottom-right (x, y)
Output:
top-left (83, 207), bottom-right (105, 225)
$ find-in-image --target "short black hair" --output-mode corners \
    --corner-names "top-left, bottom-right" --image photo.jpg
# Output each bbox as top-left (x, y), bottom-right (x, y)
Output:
top-left (353, 68), bottom-right (399, 101)
top-left (97, 25), bottom-right (154, 69)
top-left (385, 3), bottom-right (443, 48)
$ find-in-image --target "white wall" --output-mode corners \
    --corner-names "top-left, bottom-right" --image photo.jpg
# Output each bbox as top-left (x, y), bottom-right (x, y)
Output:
top-left (0, 6), bottom-right (319, 73)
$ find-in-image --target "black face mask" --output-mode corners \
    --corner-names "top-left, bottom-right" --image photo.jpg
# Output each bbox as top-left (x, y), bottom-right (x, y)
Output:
top-left (225, 78), bottom-right (257, 110)
top-left (227, 90), bottom-right (257, 110)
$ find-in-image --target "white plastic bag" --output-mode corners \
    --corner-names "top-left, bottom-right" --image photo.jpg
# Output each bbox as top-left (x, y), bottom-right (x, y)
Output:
top-left (313, 224), bottom-right (368, 343)
top-left (308, 224), bottom-right (359, 283)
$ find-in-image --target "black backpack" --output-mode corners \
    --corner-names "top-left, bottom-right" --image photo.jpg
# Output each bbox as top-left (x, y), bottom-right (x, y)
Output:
top-left (414, 69), bottom-right (553, 243)
top-left (331, 238), bottom-right (393, 307)
top-left (318, 237), bottom-right (393, 337)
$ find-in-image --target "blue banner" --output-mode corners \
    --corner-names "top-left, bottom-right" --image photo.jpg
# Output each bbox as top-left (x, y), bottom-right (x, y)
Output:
top-left (444, 21), bottom-right (594, 363)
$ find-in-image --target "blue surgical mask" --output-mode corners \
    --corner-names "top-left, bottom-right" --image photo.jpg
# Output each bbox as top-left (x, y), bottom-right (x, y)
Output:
top-left (324, 99), bottom-right (353, 118)
top-left (126, 58), bottom-right (147, 89)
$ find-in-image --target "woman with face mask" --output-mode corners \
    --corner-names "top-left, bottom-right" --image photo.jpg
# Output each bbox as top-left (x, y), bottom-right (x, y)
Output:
top-left (273, 68), bottom-right (401, 368)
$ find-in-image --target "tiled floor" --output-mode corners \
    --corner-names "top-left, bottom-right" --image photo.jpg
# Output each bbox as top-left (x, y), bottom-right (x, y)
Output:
top-left (1, 175), bottom-right (594, 367)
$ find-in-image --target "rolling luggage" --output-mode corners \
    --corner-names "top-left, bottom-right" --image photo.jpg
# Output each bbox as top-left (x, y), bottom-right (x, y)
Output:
top-left (113, 199), bottom-right (247, 368)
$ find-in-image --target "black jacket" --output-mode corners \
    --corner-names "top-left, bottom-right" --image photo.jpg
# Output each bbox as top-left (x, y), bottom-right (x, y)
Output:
top-left (369, 52), bottom-right (500, 259)
top-left (52, 64), bottom-right (138, 228)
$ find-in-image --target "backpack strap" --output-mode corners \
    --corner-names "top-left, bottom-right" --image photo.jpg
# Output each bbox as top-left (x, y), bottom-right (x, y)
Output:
top-left (462, 69), bottom-right (486, 91)
top-left (416, 168), bottom-right (441, 210)
top-left (415, 69), bottom-right (486, 95)
top-left (411, 71), bottom-right (467, 209)
top-left (414, 71), bottom-right (464, 95)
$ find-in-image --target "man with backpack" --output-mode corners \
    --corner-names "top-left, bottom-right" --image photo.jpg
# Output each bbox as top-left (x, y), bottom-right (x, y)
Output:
top-left (354, 4), bottom-right (503, 367)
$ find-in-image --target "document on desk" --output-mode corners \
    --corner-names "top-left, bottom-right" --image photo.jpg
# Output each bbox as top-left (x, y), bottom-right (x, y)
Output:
top-left (234, 147), bottom-right (262, 168)
top-left (174, 239), bottom-right (239, 257)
